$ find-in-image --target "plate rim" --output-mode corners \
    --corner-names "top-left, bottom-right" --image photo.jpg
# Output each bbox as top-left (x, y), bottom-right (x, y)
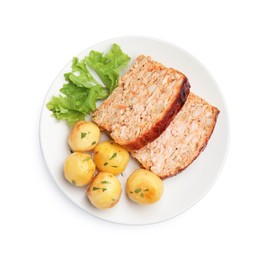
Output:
top-left (39, 35), bottom-right (230, 225)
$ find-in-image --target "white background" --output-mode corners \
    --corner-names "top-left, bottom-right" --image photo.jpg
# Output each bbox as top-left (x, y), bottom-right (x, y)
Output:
top-left (0, 0), bottom-right (267, 259)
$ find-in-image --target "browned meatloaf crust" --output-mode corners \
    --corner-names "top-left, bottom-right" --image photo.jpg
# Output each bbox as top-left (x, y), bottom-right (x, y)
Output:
top-left (91, 55), bottom-right (190, 150)
top-left (131, 93), bottom-right (220, 179)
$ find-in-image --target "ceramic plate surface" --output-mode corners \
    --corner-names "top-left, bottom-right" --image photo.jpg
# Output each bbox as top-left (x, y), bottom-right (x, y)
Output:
top-left (40, 36), bottom-right (229, 225)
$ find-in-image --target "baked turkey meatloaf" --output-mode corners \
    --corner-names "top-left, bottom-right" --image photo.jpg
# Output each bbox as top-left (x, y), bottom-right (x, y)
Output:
top-left (131, 93), bottom-right (220, 179)
top-left (91, 55), bottom-right (190, 150)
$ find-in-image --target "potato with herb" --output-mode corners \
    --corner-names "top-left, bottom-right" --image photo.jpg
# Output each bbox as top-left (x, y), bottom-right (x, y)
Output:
top-left (93, 141), bottom-right (129, 175)
top-left (68, 121), bottom-right (100, 152)
top-left (126, 169), bottom-right (163, 205)
top-left (87, 172), bottom-right (122, 209)
top-left (64, 152), bottom-right (96, 186)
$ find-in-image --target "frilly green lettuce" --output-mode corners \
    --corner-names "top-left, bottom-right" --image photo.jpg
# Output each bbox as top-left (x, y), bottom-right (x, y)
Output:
top-left (46, 44), bottom-right (130, 125)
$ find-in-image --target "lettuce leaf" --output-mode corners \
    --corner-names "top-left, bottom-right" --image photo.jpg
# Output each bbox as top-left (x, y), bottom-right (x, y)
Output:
top-left (46, 44), bottom-right (130, 126)
top-left (85, 43), bottom-right (130, 92)
top-left (66, 57), bottom-right (101, 89)
top-left (46, 95), bottom-right (85, 126)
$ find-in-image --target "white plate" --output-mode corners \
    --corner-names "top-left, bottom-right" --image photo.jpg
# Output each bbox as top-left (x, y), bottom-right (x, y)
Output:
top-left (40, 36), bottom-right (229, 225)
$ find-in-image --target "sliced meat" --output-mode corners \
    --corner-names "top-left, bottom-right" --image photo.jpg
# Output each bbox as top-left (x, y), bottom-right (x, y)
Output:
top-left (92, 55), bottom-right (190, 150)
top-left (131, 93), bottom-right (220, 179)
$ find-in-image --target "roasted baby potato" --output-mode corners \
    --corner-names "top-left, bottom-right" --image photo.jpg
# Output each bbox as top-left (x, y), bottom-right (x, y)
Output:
top-left (126, 169), bottom-right (163, 205)
top-left (87, 172), bottom-right (122, 209)
top-left (93, 141), bottom-right (129, 175)
top-left (64, 152), bottom-right (96, 186)
top-left (68, 121), bottom-right (100, 152)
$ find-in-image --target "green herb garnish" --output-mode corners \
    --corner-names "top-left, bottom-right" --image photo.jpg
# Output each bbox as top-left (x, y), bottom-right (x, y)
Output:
top-left (71, 180), bottom-right (76, 185)
top-left (101, 181), bottom-right (111, 184)
top-left (102, 188), bottom-right (107, 192)
top-left (91, 141), bottom-right (96, 145)
top-left (112, 165), bottom-right (118, 168)
top-left (140, 193), bottom-right (144, 198)
top-left (93, 187), bottom-right (100, 191)
top-left (134, 188), bottom-right (141, 193)
top-left (83, 157), bottom-right (91, 162)
top-left (104, 162), bottom-right (108, 166)
top-left (81, 132), bottom-right (87, 138)
top-left (109, 153), bottom-right (117, 160)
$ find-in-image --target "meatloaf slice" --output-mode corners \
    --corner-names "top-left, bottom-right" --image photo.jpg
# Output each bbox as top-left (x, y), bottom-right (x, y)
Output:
top-left (91, 55), bottom-right (190, 150)
top-left (131, 93), bottom-right (220, 179)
